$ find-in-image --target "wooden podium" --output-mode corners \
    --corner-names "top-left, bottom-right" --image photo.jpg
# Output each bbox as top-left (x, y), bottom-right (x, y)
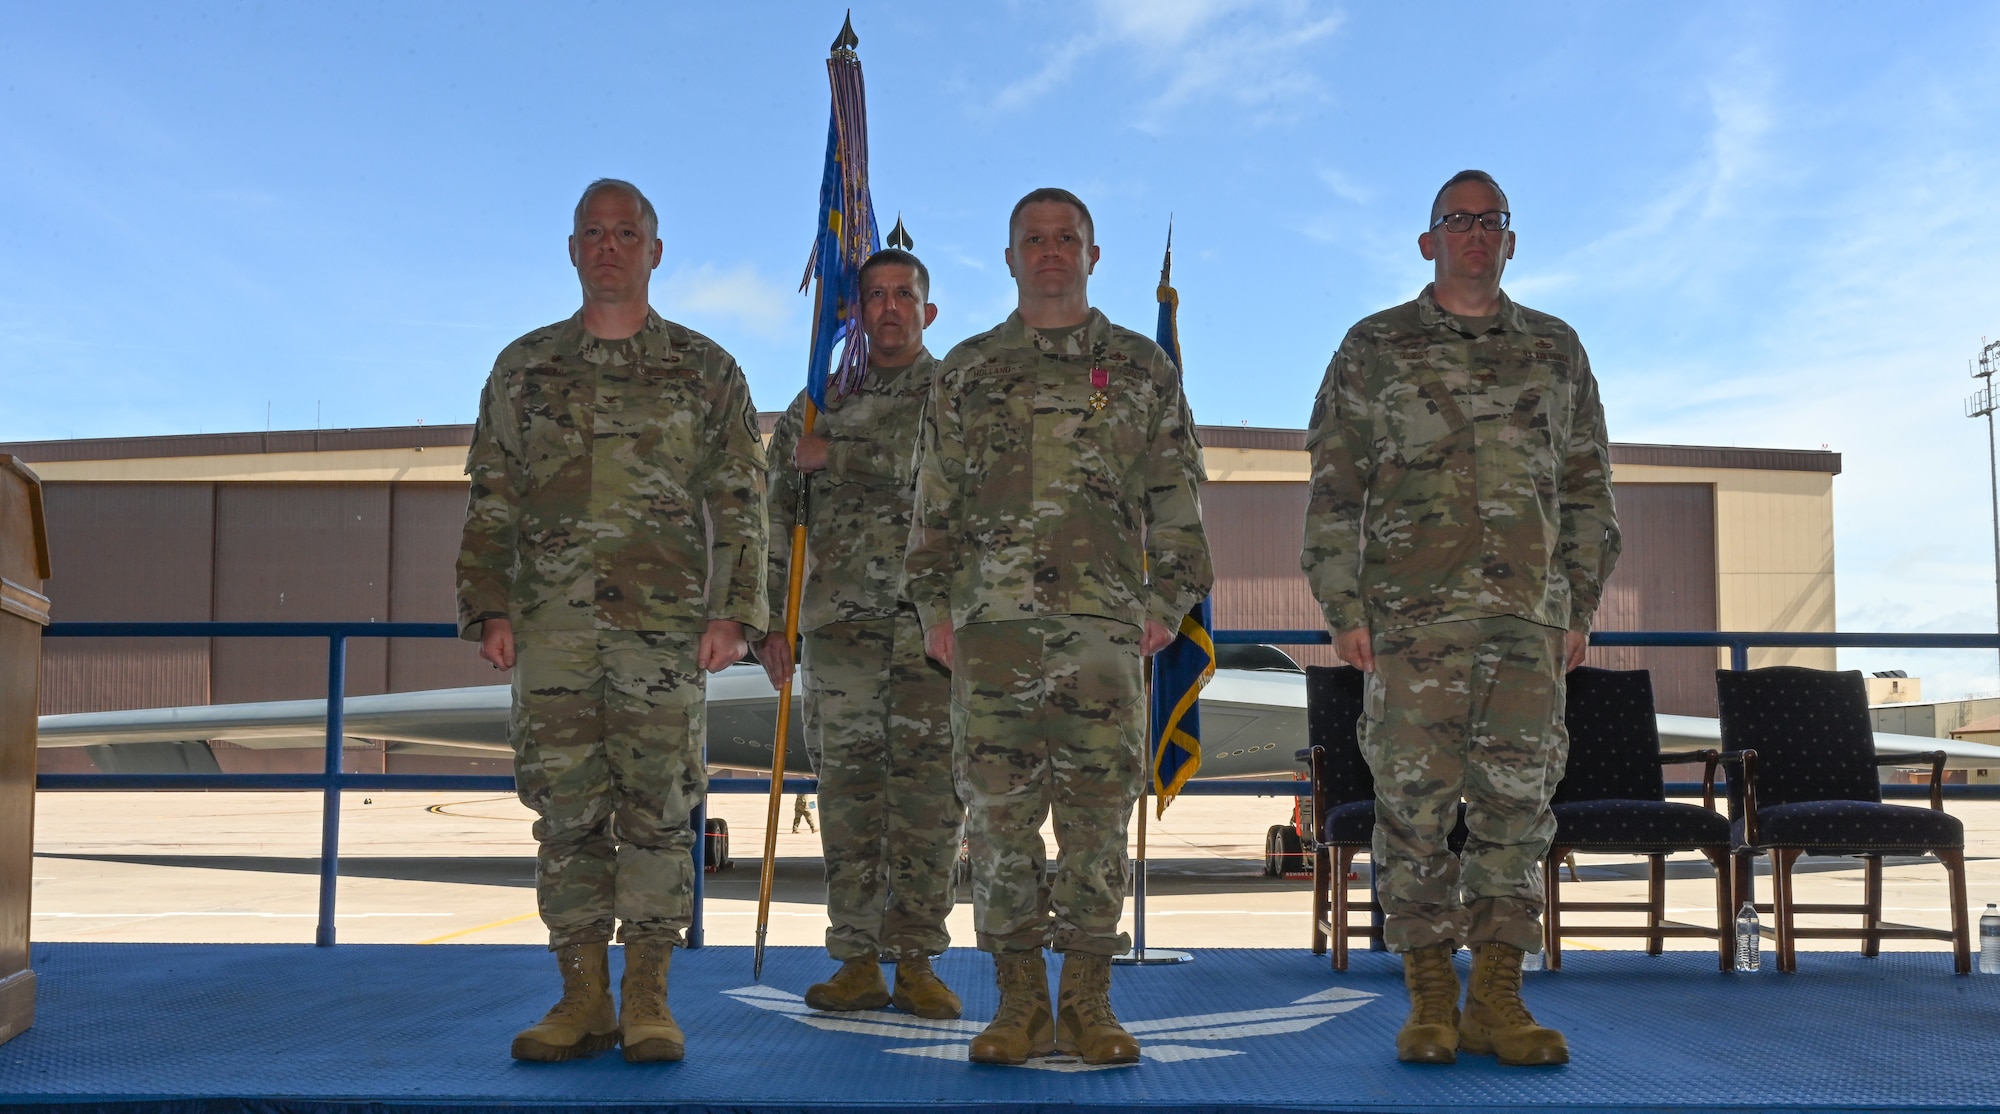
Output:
top-left (0, 455), bottom-right (49, 1045)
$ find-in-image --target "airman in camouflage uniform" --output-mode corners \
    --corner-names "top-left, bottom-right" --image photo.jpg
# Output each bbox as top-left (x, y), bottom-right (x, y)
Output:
top-left (1302, 171), bottom-right (1620, 1068)
top-left (753, 249), bottom-right (965, 1020)
top-left (906, 188), bottom-right (1213, 1066)
top-left (458, 179), bottom-right (769, 1065)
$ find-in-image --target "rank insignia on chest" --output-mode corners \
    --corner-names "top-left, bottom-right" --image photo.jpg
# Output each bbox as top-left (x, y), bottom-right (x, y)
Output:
top-left (1089, 365), bottom-right (1109, 412)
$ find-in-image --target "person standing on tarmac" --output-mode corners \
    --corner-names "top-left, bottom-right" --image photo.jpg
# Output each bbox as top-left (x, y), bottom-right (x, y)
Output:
top-left (1302, 169), bottom-right (1620, 1068)
top-left (906, 188), bottom-right (1213, 1066)
top-left (458, 178), bottom-right (769, 1065)
top-left (755, 247), bottom-right (966, 1021)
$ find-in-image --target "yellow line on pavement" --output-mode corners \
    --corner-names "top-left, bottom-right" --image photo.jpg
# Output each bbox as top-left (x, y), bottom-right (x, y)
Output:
top-left (420, 910), bottom-right (539, 944)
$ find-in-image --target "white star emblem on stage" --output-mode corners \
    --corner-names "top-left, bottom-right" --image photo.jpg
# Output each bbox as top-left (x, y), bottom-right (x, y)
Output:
top-left (722, 983), bottom-right (1378, 1072)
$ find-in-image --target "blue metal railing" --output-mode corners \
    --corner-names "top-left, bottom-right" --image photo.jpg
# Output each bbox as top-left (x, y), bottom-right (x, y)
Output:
top-left (38, 621), bottom-right (911, 947)
top-left (37, 623), bottom-right (2000, 946)
top-left (45, 621), bottom-right (473, 946)
top-left (1220, 626), bottom-right (2000, 668)
top-left (1593, 629), bottom-right (2000, 673)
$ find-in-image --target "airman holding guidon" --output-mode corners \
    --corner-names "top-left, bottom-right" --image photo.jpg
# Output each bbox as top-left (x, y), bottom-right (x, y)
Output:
top-left (756, 245), bottom-right (966, 1021)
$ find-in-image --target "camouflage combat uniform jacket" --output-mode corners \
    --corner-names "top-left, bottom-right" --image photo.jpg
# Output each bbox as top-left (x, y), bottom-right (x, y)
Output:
top-left (906, 309), bottom-right (1213, 635)
top-left (457, 310), bottom-right (770, 639)
top-left (765, 350), bottom-right (937, 635)
top-left (1302, 284), bottom-right (1620, 635)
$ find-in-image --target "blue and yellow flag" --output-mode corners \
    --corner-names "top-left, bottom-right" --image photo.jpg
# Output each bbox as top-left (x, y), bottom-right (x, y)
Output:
top-left (799, 23), bottom-right (879, 410)
top-left (1149, 225), bottom-right (1216, 817)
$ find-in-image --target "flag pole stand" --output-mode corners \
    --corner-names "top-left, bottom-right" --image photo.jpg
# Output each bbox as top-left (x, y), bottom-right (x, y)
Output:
top-left (1117, 675), bottom-right (1190, 966)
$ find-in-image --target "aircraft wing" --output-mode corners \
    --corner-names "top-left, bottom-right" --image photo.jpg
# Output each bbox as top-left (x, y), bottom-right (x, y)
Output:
top-left (38, 686), bottom-right (513, 752)
top-left (1163, 673), bottom-right (2000, 778)
top-left (42, 664), bottom-right (2000, 776)
top-left (1655, 713), bottom-right (2000, 770)
top-left (38, 665), bottom-right (1311, 779)
top-left (38, 664), bottom-right (815, 773)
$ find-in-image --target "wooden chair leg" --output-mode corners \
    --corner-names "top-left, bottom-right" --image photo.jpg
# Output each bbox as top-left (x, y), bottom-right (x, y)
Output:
top-left (1705, 846), bottom-right (1733, 972)
top-left (1734, 848), bottom-right (1755, 913)
top-left (1367, 855), bottom-right (1387, 953)
top-left (1544, 850), bottom-right (1564, 971)
top-left (1862, 855), bottom-right (1883, 958)
top-left (1941, 847), bottom-right (1972, 975)
top-left (1772, 848), bottom-right (1802, 973)
top-left (1310, 846), bottom-right (1330, 956)
top-left (1332, 846), bottom-right (1355, 972)
top-left (1647, 853), bottom-right (1667, 956)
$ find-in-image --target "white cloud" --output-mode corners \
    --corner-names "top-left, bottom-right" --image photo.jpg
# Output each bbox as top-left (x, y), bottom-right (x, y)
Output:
top-left (1130, 5), bottom-right (1341, 125)
top-left (1698, 59), bottom-right (1779, 219)
top-left (658, 262), bottom-right (796, 340)
top-left (1506, 66), bottom-right (1781, 307)
top-left (209, 187), bottom-right (283, 212)
top-left (980, 0), bottom-right (1341, 129)
top-left (1097, 0), bottom-right (1238, 45)
top-left (1316, 167), bottom-right (1370, 206)
top-left (990, 37), bottom-right (1095, 115)
top-left (932, 242), bottom-right (991, 273)
top-left (1570, 48), bottom-right (2000, 696)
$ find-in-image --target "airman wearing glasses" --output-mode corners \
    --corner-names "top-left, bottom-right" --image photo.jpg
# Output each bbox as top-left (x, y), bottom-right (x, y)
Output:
top-left (1300, 169), bottom-right (1621, 1068)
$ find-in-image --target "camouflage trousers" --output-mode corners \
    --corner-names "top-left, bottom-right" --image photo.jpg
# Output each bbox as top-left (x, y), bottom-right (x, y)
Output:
top-left (510, 629), bottom-right (706, 950)
top-left (1361, 616), bottom-right (1569, 954)
top-left (802, 612), bottom-right (962, 961)
top-left (951, 616), bottom-right (1144, 957)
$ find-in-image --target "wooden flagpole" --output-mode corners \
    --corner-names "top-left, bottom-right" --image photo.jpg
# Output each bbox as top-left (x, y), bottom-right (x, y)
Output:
top-left (754, 401), bottom-right (819, 980)
top-left (754, 11), bottom-right (869, 979)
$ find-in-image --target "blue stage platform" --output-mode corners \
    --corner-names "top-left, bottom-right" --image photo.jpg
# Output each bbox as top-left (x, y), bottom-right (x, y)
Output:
top-left (0, 943), bottom-right (1991, 1113)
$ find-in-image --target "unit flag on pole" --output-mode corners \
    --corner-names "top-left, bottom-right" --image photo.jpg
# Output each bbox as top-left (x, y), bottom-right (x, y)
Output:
top-left (1148, 224), bottom-right (1216, 817)
top-left (798, 13), bottom-right (880, 409)
top-left (758, 10), bottom-right (882, 983)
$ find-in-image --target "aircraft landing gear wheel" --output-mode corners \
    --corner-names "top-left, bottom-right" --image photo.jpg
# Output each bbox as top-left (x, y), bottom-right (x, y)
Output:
top-left (1265, 824), bottom-right (1306, 877)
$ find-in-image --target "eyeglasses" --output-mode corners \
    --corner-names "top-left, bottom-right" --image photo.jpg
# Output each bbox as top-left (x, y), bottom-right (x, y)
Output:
top-left (1430, 210), bottom-right (1511, 234)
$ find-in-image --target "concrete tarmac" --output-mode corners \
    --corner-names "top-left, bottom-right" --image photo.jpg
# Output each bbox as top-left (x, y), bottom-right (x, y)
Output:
top-left (28, 789), bottom-right (1998, 961)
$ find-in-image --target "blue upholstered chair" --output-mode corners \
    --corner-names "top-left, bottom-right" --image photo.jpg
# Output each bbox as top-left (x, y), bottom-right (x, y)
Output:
top-left (1715, 666), bottom-right (1970, 974)
top-left (1304, 665), bottom-right (1466, 971)
top-left (1545, 666), bottom-right (1735, 971)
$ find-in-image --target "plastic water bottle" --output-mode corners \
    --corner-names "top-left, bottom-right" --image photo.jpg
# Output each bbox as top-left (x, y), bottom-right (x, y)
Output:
top-left (1980, 904), bottom-right (2000, 974)
top-left (1521, 947), bottom-right (1544, 972)
top-left (1734, 902), bottom-right (1761, 972)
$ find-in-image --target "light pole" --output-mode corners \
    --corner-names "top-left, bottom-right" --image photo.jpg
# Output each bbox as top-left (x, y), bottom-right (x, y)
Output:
top-left (1966, 338), bottom-right (2000, 684)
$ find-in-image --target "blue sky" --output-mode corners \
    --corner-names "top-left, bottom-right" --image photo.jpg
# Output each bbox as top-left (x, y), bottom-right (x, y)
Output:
top-left (5, 2), bottom-right (2000, 693)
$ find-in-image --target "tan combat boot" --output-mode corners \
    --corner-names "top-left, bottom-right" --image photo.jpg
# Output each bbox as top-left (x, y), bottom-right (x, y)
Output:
top-left (968, 950), bottom-right (1056, 1065)
top-left (805, 955), bottom-right (891, 1012)
top-left (1055, 952), bottom-right (1140, 1065)
top-left (619, 941), bottom-right (686, 1063)
top-left (891, 955), bottom-right (962, 1019)
top-left (1396, 944), bottom-right (1461, 1065)
top-left (1459, 942), bottom-right (1568, 1066)
top-left (511, 942), bottom-right (620, 1062)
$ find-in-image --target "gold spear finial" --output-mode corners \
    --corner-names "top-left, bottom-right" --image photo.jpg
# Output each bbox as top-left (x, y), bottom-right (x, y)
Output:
top-left (831, 10), bottom-right (858, 56)
top-left (887, 213), bottom-right (913, 251)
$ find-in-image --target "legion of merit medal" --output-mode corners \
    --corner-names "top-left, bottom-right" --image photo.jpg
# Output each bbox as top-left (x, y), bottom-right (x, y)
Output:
top-left (1089, 365), bottom-right (1109, 412)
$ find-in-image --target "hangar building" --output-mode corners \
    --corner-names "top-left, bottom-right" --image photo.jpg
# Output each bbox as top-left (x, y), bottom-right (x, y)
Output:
top-left (0, 424), bottom-right (1839, 774)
